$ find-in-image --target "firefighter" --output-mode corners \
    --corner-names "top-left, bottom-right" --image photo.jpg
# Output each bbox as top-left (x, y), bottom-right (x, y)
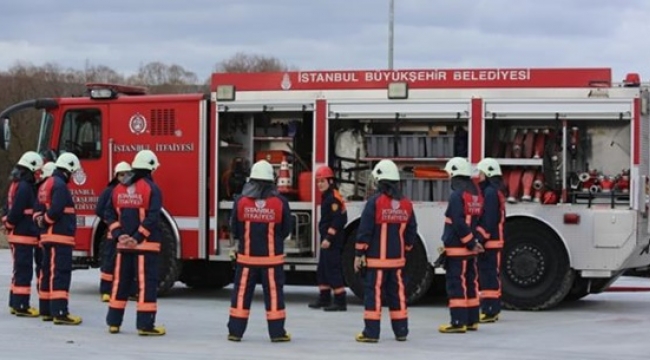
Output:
top-left (308, 165), bottom-right (348, 311)
top-left (476, 157), bottom-right (506, 323)
top-left (227, 160), bottom-right (293, 343)
top-left (96, 161), bottom-right (132, 302)
top-left (33, 152), bottom-right (83, 325)
top-left (2, 151), bottom-right (43, 317)
top-left (33, 161), bottom-right (55, 319)
top-left (354, 159), bottom-right (417, 343)
top-left (104, 150), bottom-right (165, 336)
top-left (439, 157), bottom-right (485, 334)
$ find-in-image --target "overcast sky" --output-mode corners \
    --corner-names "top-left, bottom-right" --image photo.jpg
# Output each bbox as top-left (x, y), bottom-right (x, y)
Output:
top-left (0, 0), bottom-right (648, 82)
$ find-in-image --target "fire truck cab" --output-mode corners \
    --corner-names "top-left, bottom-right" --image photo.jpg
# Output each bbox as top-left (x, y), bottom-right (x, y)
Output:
top-left (1, 68), bottom-right (649, 311)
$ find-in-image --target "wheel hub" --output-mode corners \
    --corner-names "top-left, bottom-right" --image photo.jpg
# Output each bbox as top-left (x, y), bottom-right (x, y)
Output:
top-left (505, 245), bottom-right (546, 287)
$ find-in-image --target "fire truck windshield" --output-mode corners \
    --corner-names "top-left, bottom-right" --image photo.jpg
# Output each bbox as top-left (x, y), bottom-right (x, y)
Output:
top-left (37, 111), bottom-right (54, 154)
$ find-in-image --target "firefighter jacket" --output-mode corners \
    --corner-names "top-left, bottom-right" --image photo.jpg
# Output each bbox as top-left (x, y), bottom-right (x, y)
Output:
top-left (2, 170), bottom-right (39, 245)
top-left (318, 188), bottom-right (348, 248)
top-left (34, 169), bottom-right (76, 246)
top-left (229, 182), bottom-right (293, 267)
top-left (478, 179), bottom-right (506, 250)
top-left (105, 173), bottom-right (162, 253)
top-left (355, 191), bottom-right (417, 269)
top-left (441, 177), bottom-right (484, 257)
top-left (95, 179), bottom-right (119, 221)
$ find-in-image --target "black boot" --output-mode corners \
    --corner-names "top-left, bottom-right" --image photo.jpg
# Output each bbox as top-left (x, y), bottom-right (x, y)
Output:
top-left (323, 292), bottom-right (347, 312)
top-left (308, 289), bottom-right (331, 309)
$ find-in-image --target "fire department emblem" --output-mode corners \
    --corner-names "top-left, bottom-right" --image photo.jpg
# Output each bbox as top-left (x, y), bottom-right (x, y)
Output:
top-left (255, 200), bottom-right (266, 208)
top-left (331, 203), bottom-right (338, 212)
top-left (391, 200), bottom-right (400, 210)
top-left (280, 73), bottom-right (292, 90)
top-left (129, 113), bottom-right (147, 135)
top-left (72, 168), bottom-right (87, 186)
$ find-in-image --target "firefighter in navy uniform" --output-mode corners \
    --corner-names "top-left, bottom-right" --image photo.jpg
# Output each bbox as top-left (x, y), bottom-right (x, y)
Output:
top-left (33, 153), bottom-right (83, 325)
top-left (308, 165), bottom-right (348, 311)
top-left (227, 160), bottom-right (293, 343)
top-left (354, 160), bottom-right (417, 343)
top-left (95, 161), bottom-right (132, 302)
top-left (104, 150), bottom-right (165, 336)
top-left (476, 157), bottom-right (506, 323)
top-left (439, 157), bottom-right (485, 334)
top-left (2, 151), bottom-right (43, 317)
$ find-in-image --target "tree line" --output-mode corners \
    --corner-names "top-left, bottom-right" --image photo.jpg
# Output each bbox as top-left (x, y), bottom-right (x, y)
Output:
top-left (0, 52), bottom-right (293, 200)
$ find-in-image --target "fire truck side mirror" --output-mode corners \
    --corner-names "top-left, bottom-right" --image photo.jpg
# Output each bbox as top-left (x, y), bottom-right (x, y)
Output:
top-left (0, 117), bottom-right (10, 150)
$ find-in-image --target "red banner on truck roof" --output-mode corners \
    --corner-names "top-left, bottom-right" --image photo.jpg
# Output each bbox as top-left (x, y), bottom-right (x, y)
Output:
top-left (211, 68), bottom-right (612, 92)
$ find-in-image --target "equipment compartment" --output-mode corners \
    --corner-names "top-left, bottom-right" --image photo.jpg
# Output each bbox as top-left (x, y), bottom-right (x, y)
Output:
top-left (484, 118), bottom-right (632, 207)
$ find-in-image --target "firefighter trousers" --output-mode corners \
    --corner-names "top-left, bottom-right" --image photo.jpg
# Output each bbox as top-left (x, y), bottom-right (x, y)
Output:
top-left (478, 249), bottom-right (502, 316)
top-left (107, 251), bottom-right (159, 330)
top-left (39, 243), bottom-right (73, 318)
top-left (316, 246), bottom-right (346, 298)
top-left (228, 264), bottom-right (287, 339)
top-left (99, 238), bottom-right (117, 295)
top-left (361, 268), bottom-right (408, 340)
top-left (445, 256), bottom-right (480, 326)
top-left (100, 239), bottom-right (139, 297)
top-left (9, 243), bottom-right (39, 311)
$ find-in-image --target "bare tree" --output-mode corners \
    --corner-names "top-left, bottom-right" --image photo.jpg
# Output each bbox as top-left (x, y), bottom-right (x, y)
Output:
top-left (83, 60), bottom-right (126, 84)
top-left (126, 61), bottom-right (203, 94)
top-left (214, 52), bottom-right (294, 73)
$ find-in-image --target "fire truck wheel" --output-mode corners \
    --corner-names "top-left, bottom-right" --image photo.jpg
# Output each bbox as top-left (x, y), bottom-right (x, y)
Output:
top-left (563, 277), bottom-right (590, 302)
top-left (157, 220), bottom-right (181, 296)
top-left (342, 229), bottom-right (433, 305)
top-left (179, 261), bottom-right (233, 289)
top-left (501, 219), bottom-right (574, 310)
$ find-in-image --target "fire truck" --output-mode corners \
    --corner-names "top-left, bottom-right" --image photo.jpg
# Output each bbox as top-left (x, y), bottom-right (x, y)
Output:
top-left (1, 67), bottom-right (649, 311)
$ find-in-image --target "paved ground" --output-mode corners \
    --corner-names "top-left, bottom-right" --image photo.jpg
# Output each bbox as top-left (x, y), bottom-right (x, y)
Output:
top-left (1, 249), bottom-right (650, 360)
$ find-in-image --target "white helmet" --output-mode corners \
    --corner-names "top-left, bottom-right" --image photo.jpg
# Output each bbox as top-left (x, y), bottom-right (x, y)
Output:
top-left (249, 160), bottom-right (275, 181)
top-left (41, 162), bottom-right (56, 179)
top-left (444, 157), bottom-right (472, 177)
top-left (55, 152), bottom-right (81, 173)
top-left (132, 150), bottom-right (160, 171)
top-left (114, 161), bottom-right (132, 175)
top-left (372, 159), bottom-right (400, 182)
top-left (477, 157), bottom-right (502, 177)
top-left (17, 151), bottom-right (44, 172)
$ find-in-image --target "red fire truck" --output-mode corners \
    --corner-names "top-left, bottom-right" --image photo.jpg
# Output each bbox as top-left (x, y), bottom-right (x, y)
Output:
top-left (1, 67), bottom-right (649, 310)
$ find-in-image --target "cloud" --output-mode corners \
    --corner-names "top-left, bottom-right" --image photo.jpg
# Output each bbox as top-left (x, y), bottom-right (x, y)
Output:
top-left (0, 0), bottom-right (648, 82)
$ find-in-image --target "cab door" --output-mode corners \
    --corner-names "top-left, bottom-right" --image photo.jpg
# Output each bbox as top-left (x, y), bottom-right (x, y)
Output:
top-left (54, 105), bottom-right (110, 253)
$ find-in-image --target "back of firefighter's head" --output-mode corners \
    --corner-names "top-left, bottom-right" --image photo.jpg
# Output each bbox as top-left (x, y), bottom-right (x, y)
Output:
top-left (444, 157), bottom-right (472, 178)
top-left (372, 159), bottom-right (400, 183)
top-left (315, 165), bottom-right (335, 192)
top-left (55, 152), bottom-right (81, 174)
top-left (476, 157), bottom-right (502, 179)
top-left (249, 160), bottom-right (275, 182)
top-left (132, 150), bottom-right (160, 172)
top-left (17, 151), bottom-right (44, 173)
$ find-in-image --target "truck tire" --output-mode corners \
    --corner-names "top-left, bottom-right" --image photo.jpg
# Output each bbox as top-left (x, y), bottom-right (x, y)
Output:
top-left (180, 261), bottom-right (233, 289)
top-left (342, 229), bottom-right (433, 305)
top-left (501, 219), bottom-right (574, 310)
top-left (157, 220), bottom-right (181, 296)
top-left (563, 277), bottom-right (590, 302)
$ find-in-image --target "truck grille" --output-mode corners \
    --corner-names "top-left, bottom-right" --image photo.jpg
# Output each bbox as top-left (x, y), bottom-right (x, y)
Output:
top-left (150, 109), bottom-right (176, 136)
